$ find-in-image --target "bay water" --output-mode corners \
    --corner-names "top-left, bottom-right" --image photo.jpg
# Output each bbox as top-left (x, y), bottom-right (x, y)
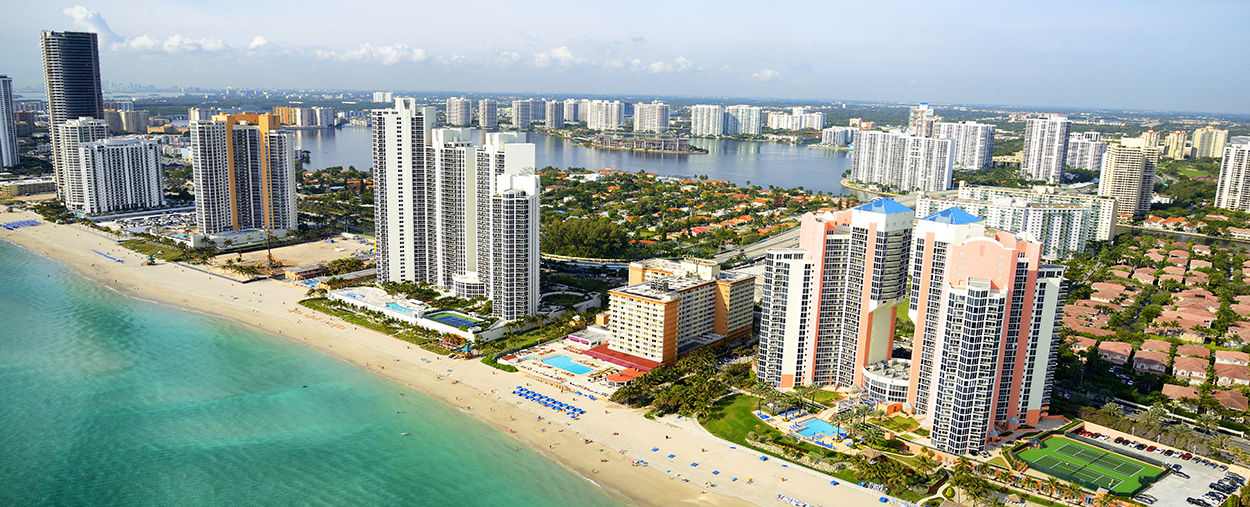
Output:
top-left (0, 239), bottom-right (627, 507)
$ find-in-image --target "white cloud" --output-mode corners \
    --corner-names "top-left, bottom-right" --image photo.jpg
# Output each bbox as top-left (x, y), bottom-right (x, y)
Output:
top-left (316, 43), bottom-right (430, 65)
top-left (752, 68), bottom-right (782, 81)
top-left (63, 6), bottom-right (225, 53)
top-left (531, 46), bottom-right (589, 68)
top-left (675, 57), bottom-right (694, 71)
top-left (249, 36), bottom-right (268, 49)
top-left (495, 51), bottom-right (521, 65)
top-left (642, 57), bottom-right (694, 74)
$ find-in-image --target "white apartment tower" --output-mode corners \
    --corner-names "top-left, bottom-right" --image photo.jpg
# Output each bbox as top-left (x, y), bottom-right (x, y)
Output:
top-left (1164, 131), bottom-right (1189, 159)
top-left (190, 113), bottom-right (297, 235)
top-left (56, 118), bottom-right (108, 211)
top-left (1193, 126), bottom-right (1229, 159)
top-left (1098, 138), bottom-right (1160, 220)
top-left (756, 200), bottom-right (914, 389)
top-left (851, 130), bottom-right (953, 192)
top-left (1065, 134), bottom-right (1108, 170)
top-left (511, 99), bottom-right (533, 129)
top-left (908, 209), bottom-right (1065, 454)
top-left (633, 101), bottom-right (669, 133)
top-left (1021, 114), bottom-right (1071, 184)
top-left (0, 76), bottom-right (17, 167)
top-left (74, 137), bottom-right (162, 214)
top-left (373, 98), bottom-right (540, 320)
top-left (563, 99), bottom-right (580, 123)
top-left (690, 105), bottom-right (724, 136)
top-left (1215, 144), bottom-right (1250, 213)
top-left (545, 100), bottom-right (564, 128)
top-left (915, 195), bottom-right (1091, 259)
top-left (934, 121), bottom-right (995, 170)
top-left (724, 105), bottom-right (762, 135)
top-left (446, 97), bottom-right (472, 126)
top-left (478, 99), bottom-right (498, 128)
top-left (956, 184), bottom-right (1119, 243)
top-left (586, 100), bottom-right (625, 131)
top-left (821, 126), bottom-right (855, 147)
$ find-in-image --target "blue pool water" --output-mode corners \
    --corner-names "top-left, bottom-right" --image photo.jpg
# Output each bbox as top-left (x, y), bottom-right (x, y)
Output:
top-left (385, 302), bottom-right (413, 314)
top-left (541, 355), bottom-right (593, 375)
top-left (427, 311), bottom-right (480, 327)
top-left (795, 418), bottom-right (843, 438)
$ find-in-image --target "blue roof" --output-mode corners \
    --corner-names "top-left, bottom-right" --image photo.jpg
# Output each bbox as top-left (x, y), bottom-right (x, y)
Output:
top-left (852, 198), bottom-right (913, 215)
top-left (921, 207), bottom-right (982, 225)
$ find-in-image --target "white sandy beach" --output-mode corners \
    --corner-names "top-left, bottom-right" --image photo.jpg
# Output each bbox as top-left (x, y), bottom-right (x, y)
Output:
top-left (0, 209), bottom-right (891, 507)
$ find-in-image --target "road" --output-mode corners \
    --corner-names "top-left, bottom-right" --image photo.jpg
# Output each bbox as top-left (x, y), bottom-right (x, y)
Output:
top-left (712, 226), bottom-right (801, 262)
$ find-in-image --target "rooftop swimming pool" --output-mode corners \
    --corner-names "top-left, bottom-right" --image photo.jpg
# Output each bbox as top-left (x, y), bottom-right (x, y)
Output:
top-left (541, 355), bottom-right (592, 375)
top-left (385, 302), bottom-right (414, 314)
top-left (426, 311), bottom-right (481, 328)
top-left (795, 418), bottom-right (844, 438)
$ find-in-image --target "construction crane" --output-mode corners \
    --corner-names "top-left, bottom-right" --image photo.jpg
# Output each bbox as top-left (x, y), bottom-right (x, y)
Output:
top-left (264, 229), bottom-right (281, 268)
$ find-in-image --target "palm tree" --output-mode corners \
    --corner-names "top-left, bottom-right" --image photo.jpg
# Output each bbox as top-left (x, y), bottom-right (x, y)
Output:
top-left (1142, 404), bottom-right (1168, 426)
top-left (793, 384), bottom-right (812, 413)
top-left (1066, 482), bottom-right (1085, 505)
top-left (1099, 402), bottom-right (1124, 419)
top-left (1092, 493), bottom-right (1118, 507)
top-left (954, 457), bottom-right (973, 476)
top-left (1046, 477), bottom-right (1064, 500)
top-left (1196, 412), bottom-right (1220, 435)
top-left (867, 409), bottom-right (887, 424)
top-left (912, 454), bottom-right (939, 478)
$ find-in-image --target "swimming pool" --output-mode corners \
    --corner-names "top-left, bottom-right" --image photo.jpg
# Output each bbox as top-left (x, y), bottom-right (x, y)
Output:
top-left (541, 355), bottom-right (593, 375)
top-left (795, 418), bottom-right (843, 438)
top-left (426, 311), bottom-right (481, 327)
top-left (385, 302), bottom-right (414, 314)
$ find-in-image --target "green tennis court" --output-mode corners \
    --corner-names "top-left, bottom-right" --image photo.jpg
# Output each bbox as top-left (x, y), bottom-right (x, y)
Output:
top-left (1015, 436), bottom-right (1167, 496)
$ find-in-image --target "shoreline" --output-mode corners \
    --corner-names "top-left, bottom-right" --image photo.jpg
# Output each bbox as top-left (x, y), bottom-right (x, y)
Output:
top-left (0, 209), bottom-right (885, 507)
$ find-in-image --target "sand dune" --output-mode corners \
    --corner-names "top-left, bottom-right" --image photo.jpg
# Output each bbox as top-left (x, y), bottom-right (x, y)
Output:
top-left (1, 210), bottom-right (888, 507)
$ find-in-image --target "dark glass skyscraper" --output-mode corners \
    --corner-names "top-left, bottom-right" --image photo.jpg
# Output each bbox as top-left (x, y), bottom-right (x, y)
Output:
top-left (42, 30), bottom-right (104, 199)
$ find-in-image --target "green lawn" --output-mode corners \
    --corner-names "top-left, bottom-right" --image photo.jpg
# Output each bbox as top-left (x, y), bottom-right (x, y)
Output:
top-left (1015, 436), bottom-right (1166, 497)
top-left (878, 416), bottom-right (920, 433)
top-left (806, 389), bottom-right (843, 406)
top-left (120, 239), bottom-right (190, 262)
top-left (700, 394), bottom-right (783, 446)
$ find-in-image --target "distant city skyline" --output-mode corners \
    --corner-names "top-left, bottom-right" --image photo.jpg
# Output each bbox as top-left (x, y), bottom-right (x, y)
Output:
top-left (2, 2), bottom-right (1249, 114)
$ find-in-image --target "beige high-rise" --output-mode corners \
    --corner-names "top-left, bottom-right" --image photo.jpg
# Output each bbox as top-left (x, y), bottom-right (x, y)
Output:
top-left (1098, 138), bottom-right (1161, 219)
top-left (1193, 126), bottom-right (1229, 159)
top-left (1164, 131), bottom-right (1188, 159)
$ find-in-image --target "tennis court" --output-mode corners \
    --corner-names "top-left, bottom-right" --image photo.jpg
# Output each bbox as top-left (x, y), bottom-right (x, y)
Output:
top-left (1015, 436), bottom-right (1166, 496)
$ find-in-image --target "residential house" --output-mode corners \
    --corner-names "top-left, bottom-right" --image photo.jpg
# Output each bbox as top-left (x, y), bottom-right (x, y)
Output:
top-left (1162, 384), bottom-right (1201, 408)
top-left (1172, 356), bottom-right (1210, 385)
top-left (1215, 363), bottom-right (1250, 387)
top-left (1070, 337), bottom-right (1097, 354)
top-left (1213, 390), bottom-right (1249, 412)
top-left (1177, 344), bottom-right (1212, 358)
top-left (1216, 350), bottom-right (1250, 366)
top-left (1097, 341), bottom-right (1133, 365)
top-left (1141, 339), bottom-right (1172, 353)
top-left (1132, 350), bottom-right (1168, 375)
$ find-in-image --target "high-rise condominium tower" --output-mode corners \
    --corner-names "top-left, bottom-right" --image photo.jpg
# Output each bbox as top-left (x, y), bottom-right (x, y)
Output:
top-left (42, 31), bottom-right (104, 199)
top-left (1140, 130), bottom-right (1160, 147)
top-left (545, 100), bottom-right (564, 128)
top-left (933, 121), bottom-right (995, 170)
top-left (74, 137), bottom-right (162, 214)
top-left (1164, 131), bottom-right (1188, 159)
top-left (1215, 144), bottom-right (1250, 213)
top-left (373, 99), bottom-right (540, 320)
top-left (915, 195), bottom-right (1091, 259)
top-left (633, 101), bottom-right (669, 133)
top-left (724, 105), bottom-right (762, 135)
top-left (57, 118), bottom-right (108, 211)
top-left (909, 103), bottom-right (937, 137)
top-left (1098, 138), bottom-right (1160, 219)
top-left (756, 199), bottom-right (914, 389)
top-left (907, 209), bottom-right (1065, 455)
top-left (1193, 126), bottom-right (1229, 159)
top-left (1021, 114), bottom-right (1070, 184)
top-left (478, 99), bottom-right (497, 128)
top-left (446, 97), bottom-right (472, 126)
top-left (190, 113), bottom-right (297, 235)
top-left (0, 76), bottom-right (17, 167)
top-left (511, 99), bottom-right (535, 128)
top-left (1065, 134), bottom-right (1107, 170)
top-left (563, 99), bottom-right (580, 123)
top-left (586, 100), bottom-right (625, 131)
top-left (690, 105), bottom-right (724, 136)
top-left (851, 130), bottom-right (953, 192)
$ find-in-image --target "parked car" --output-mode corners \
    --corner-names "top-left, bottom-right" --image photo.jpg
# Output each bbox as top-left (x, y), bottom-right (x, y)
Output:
top-left (1205, 492), bottom-right (1228, 502)
top-left (1136, 444), bottom-right (1148, 450)
top-left (1165, 450), bottom-right (1176, 457)
top-left (1146, 445), bottom-right (1156, 452)
top-left (1188, 497), bottom-right (1211, 506)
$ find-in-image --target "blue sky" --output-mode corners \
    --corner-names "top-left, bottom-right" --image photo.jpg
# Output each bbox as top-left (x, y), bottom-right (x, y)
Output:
top-left (2, 1), bottom-right (1248, 113)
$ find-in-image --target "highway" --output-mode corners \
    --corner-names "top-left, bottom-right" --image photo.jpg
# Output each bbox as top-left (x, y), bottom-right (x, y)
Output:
top-left (712, 226), bottom-right (801, 263)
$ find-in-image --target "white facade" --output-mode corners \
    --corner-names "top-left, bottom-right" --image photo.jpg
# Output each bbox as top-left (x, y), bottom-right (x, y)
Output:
top-left (915, 195), bottom-right (1091, 259)
top-left (190, 115), bottom-right (297, 235)
top-left (374, 99), bottom-right (539, 320)
top-left (956, 184), bottom-right (1119, 243)
top-left (446, 97), bottom-right (471, 126)
top-left (75, 137), bottom-right (162, 214)
top-left (1065, 135), bottom-right (1107, 170)
top-left (563, 99), bottom-right (580, 123)
top-left (1164, 131), bottom-right (1188, 159)
top-left (510, 99), bottom-right (534, 128)
top-left (372, 91), bottom-right (393, 103)
top-left (1021, 114), bottom-right (1070, 183)
top-left (57, 118), bottom-right (108, 211)
top-left (933, 121), bottom-right (994, 170)
top-left (545, 100), bottom-right (564, 128)
top-left (1215, 144), bottom-right (1250, 212)
top-left (312, 107), bottom-right (335, 127)
top-left (821, 126), bottom-right (855, 146)
top-left (756, 249), bottom-right (817, 386)
top-left (0, 76), bottom-right (16, 167)
top-left (724, 105), bottom-right (762, 135)
top-left (478, 99), bottom-right (497, 128)
top-left (850, 130), bottom-right (953, 192)
top-left (633, 101), bottom-right (669, 133)
top-left (690, 105), bottom-right (724, 136)
top-left (586, 100), bottom-right (624, 131)
top-left (1193, 126), bottom-right (1229, 159)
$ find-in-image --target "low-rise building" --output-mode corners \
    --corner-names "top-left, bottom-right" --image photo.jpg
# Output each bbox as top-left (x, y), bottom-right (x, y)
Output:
top-left (1131, 350), bottom-right (1168, 375)
top-left (1216, 363), bottom-right (1250, 387)
top-left (1177, 344), bottom-right (1212, 358)
top-left (1172, 356), bottom-right (1210, 385)
top-left (1140, 339), bottom-right (1172, 353)
top-left (1162, 384), bottom-right (1201, 406)
top-left (1096, 341), bottom-right (1133, 365)
top-left (1214, 390), bottom-right (1249, 412)
top-left (1070, 337), bottom-right (1097, 354)
top-left (1216, 350), bottom-right (1250, 366)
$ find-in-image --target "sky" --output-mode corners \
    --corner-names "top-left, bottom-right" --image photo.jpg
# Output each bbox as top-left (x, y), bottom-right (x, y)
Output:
top-left (2, 0), bottom-right (1249, 114)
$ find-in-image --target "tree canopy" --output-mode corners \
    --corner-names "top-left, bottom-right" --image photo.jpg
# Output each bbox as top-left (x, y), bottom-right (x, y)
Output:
top-left (541, 219), bottom-right (629, 259)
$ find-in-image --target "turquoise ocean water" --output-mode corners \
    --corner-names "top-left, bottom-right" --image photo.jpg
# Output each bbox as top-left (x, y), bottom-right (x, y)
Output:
top-left (0, 239), bottom-right (627, 507)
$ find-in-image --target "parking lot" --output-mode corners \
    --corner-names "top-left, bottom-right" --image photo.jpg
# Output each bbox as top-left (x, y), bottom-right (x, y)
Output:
top-left (1073, 431), bottom-right (1239, 506)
